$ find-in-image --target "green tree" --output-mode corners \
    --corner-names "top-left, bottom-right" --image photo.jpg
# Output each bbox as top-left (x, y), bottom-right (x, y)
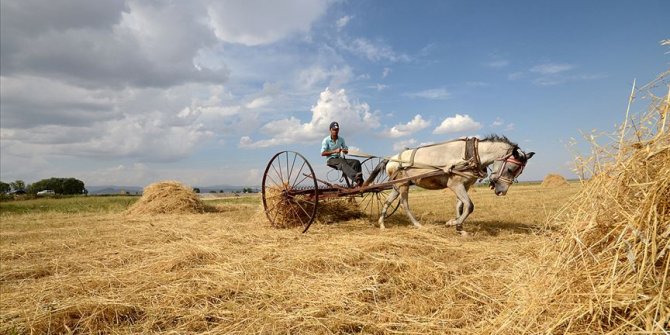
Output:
top-left (0, 181), bottom-right (10, 194)
top-left (62, 178), bottom-right (85, 194)
top-left (27, 177), bottom-right (85, 195)
top-left (10, 180), bottom-right (26, 192)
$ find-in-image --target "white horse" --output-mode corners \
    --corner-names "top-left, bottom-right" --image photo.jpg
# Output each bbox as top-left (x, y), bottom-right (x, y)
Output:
top-left (378, 135), bottom-right (534, 234)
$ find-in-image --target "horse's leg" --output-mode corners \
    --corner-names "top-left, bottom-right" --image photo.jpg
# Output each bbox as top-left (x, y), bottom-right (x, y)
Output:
top-left (397, 184), bottom-right (422, 228)
top-left (378, 186), bottom-right (400, 229)
top-left (447, 183), bottom-right (473, 233)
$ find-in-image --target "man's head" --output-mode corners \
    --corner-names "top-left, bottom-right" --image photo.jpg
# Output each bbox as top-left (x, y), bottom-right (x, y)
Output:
top-left (329, 122), bottom-right (339, 131)
top-left (329, 121), bottom-right (339, 137)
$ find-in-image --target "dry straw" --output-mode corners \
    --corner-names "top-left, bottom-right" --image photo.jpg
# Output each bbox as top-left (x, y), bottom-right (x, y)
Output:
top-left (541, 173), bottom-right (570, 188)
top-left (125, 180), bottom-right (206, 215)
top-left (483, 71), bottom-right (669, 334)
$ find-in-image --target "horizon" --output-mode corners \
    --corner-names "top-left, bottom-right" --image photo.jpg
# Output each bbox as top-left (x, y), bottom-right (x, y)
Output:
top-left (1, 1), bottom-right (668, 187)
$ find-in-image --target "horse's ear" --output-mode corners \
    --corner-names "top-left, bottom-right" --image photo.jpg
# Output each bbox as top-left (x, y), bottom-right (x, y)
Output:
top-left (525, 152), bottom-right (535, 160)
top-left (512, 147), bottom-right (521, 159)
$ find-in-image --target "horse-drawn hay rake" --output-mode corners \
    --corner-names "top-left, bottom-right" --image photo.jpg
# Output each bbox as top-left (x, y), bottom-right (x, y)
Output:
top-left (261, 151), bottom-right (408, 233)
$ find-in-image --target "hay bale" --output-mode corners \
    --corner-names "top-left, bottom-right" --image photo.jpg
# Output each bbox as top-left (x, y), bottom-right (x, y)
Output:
top-left (541, 173), bottom-right (569, 187)
top-left (484, 72), bottom-right (670, 333)
top-left (126, 181), bottom-right (206, 215)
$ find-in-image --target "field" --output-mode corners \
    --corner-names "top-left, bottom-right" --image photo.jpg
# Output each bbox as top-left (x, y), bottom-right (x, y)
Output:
top-left (0, 184), bottom-right (580, 334)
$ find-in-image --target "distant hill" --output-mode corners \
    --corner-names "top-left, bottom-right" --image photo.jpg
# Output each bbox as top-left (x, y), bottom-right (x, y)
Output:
top-left (86, 184), bottom-right (260, 195)
top-left (87, 186), bottom-right (144, 195)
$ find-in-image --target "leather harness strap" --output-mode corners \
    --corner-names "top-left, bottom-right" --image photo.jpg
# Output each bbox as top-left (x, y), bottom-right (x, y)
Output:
top-left (393, 137), bottom-right (487, 180)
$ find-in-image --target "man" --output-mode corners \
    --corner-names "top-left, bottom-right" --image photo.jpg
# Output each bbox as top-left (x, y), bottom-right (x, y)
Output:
top-left (321, 121), bottom-right (364, 187)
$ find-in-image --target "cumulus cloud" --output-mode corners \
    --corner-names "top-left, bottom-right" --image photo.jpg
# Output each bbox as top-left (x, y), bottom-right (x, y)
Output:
top-left (1, 0), bottom-right (335, 172)
top-left (404, 88), bottom-right (450, 100)
top-left (433, 114), bottom-right (481, 134)
top-left (239, 88), bottom-right (380, 148)
top-left (380, 114), bottom-right (430, 138)
top-left (207, 0), bottom-right (329, 46)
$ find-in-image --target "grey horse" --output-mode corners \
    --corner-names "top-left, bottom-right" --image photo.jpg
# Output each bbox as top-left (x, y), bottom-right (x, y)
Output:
top-left (379, 135), bottom-right (534, 234)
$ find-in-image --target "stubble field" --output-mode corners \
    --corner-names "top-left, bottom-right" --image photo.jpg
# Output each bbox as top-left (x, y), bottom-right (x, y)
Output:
top-left (1, 184), bottom-right (579, 334)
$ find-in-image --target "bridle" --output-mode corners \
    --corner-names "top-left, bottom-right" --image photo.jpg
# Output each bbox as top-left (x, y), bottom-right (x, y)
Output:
top-left (489, 151), bottom-right (527, 186)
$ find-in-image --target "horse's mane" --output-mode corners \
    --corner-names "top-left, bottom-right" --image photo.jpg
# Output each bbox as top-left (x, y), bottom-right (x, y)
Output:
top-left (481, 134), bottom-right (518, 148)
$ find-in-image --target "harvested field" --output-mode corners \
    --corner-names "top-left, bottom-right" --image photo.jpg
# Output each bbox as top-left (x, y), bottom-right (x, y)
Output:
top-left (1, 184), bottom-right (576, 334)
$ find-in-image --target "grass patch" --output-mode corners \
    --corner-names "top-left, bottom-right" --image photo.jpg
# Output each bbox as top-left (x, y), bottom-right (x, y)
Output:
top-left (0, 196), bottom-right (138, 215)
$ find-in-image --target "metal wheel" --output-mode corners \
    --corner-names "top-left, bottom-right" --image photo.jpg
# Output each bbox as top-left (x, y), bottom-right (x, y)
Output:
top-left (262, 151), bottom-right (318, 233)
top-left (358, 157), bottom-right (400, 219)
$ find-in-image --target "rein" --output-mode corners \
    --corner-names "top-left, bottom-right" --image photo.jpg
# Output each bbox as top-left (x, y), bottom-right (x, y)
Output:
top-left (489, 151), bottom-right (526, 184)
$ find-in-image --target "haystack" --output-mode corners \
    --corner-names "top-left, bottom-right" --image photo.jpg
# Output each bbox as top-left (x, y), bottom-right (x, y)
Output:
top-left (541, 173), bottom-right (569, 187)
top-left (126, 181), bottom-right (206, 215)
top-left (484, 72), bottom-right (669, 333)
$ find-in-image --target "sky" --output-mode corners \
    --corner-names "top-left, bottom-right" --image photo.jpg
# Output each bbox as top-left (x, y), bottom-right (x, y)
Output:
top-left (1, 0), bottom-right (668, 188)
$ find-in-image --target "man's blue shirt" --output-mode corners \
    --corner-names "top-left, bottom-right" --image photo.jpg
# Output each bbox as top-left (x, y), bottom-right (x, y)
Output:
top-left (321, 135), bottom-right (348, 160)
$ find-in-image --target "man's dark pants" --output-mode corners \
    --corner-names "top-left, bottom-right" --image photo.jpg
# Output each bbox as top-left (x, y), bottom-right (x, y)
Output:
top-left (327, 157), bottom-right (362, 184)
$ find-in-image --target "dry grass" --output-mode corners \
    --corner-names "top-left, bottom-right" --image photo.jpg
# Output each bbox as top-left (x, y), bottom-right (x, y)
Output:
top-left (481, 72), bottom-right (670, 334)
top-left (1, 182), bottom-right (574, 334)
top-left (126, 181), bottom-right (206, 215)
top-left (541, 173), bottom-right (569, 188)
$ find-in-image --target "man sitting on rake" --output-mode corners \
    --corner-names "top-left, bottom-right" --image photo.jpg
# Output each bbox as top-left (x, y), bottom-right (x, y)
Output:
top-left (321, 121), bottom-right (364, 187)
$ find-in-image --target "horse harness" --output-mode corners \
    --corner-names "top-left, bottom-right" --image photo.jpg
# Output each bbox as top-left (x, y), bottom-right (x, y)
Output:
top-left (394, 137), bottom-right (487, 180)
top-left (489, 150), bottom-right (527, 184)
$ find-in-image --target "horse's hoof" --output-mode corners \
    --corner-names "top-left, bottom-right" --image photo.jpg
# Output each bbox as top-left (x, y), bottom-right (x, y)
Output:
top-left (446, 219), bottom-right (458, 226)
top-left (413, 224), bottom-right (423, 229)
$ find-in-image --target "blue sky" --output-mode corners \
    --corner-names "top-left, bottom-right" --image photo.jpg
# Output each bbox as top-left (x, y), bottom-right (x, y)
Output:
top-left (1, 0), bottom-right (668, 188)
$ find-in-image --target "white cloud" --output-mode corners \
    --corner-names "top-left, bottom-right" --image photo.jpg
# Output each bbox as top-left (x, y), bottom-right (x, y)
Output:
top-left (491, 117), bottom-right (504, 128)
top-left (371, 83), bottom-right (388, 91)
top-left (336, 15), bottom-right (352, 30)
top-left (433, 114), bottom-right (481, 134)
top-left (404, 88), bottom-right (450, 100)
top-left (393, 138), bottom-right (417, 151)
top-left (380, 114), bottom-right (430, 138)
top-left (338, 37), bottom-right (410, 62)
top-left (206, 0), bottom-right (330, 46)
top-left (239, 88), bottom-right (380, 148)
top-left (382, 67), bottom-right (391, 78)
top-left (298, 65), bottom-right (353, 90)
top-left (530, 63), bottom-right (573, 75)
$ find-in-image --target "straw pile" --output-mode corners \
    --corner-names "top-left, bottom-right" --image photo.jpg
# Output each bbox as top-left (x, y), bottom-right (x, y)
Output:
top-left (126, 181), bottom-right (206, 215)
top-left (484, 72), bottom-right (669, 333)
top-left (541, 173), bottom-right (569, 187)
top-left (264, 184), bottom-right (363, 228)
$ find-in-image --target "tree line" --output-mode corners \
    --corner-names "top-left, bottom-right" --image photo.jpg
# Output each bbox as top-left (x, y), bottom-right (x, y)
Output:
top-left (0, 178), bottom-right (86, 195)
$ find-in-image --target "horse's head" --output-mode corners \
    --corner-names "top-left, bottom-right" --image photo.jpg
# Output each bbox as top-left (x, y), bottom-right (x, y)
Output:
top-left (489, 146), bottom-right (535, 196)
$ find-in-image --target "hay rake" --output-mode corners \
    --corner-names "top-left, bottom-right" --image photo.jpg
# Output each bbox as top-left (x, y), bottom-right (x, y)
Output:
top-left (262, 151), bottom-right (409, 233)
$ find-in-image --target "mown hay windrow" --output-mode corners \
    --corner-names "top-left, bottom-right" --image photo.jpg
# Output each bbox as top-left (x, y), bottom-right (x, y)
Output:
top-left (126, 181), bottom-right (206, 215)
top-left (541, 173), bottom-right (569, 187)
top-left (263, 183), bottom-right (363, 228)
top-left (483, 72), bottom-right (669, 334)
